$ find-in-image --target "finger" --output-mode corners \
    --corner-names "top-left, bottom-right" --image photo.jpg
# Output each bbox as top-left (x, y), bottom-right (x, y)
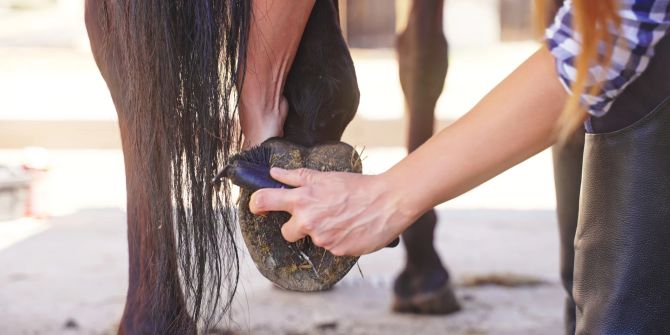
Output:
top-left (281, 217), bottom-right (307, 243)
top-left (249, 188), bottom-right (298, 214)
top-left (329, 245), bottom-right (358, 257)
top-left (329, 237), bottom-right (376, 257)
top-left (326, 235), bottom-right (358, 257)
top-left (270, 167), bottom-right (319, 187)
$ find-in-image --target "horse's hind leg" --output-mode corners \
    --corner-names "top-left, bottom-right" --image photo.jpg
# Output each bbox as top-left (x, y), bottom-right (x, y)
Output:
top-left (85, 2), bottom-right (196, 333)
top-left (392, 0), bottom-right (460, 314)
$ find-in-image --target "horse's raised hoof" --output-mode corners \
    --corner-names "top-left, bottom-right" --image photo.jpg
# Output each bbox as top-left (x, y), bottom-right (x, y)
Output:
top-left (392, 269), bottom-right (461, 315)
top-left (230, 138), bottom-right (362, 292)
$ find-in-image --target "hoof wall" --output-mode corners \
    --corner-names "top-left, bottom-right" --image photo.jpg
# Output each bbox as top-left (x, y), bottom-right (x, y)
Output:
top-left (392, 283), bottom-right (461, 315)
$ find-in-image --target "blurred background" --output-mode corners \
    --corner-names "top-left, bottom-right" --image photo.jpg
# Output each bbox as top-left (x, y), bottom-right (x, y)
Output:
top-left (0, 0), bottom-right (564, 334)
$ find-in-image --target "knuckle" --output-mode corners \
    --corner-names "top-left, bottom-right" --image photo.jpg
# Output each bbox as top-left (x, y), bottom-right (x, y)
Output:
top-left (297, 168), bottom-right (313, 181)
top-left (280, 225), bottom-right (293, 241)
top-left (311, 236), bottom-right (331, 248)
top-left (297, 186), bottom-right (315, 203)
top-left (310, 236), bottom-right (324, 247)
top-left (301, 219), bottom-right (316, 233)
top-left (295, 194), bottom-right (310, 207)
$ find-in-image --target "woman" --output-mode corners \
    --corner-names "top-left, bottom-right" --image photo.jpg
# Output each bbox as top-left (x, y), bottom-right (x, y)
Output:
top-left (245, 0), bottom-right (670, 333)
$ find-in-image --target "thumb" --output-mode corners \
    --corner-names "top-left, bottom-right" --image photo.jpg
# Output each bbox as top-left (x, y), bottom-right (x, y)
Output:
top-left (270, 167), bottom-right (319, 187)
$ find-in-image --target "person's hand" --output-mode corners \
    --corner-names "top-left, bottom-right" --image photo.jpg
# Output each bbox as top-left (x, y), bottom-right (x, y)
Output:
top-left (249, 168), bottom-right (417, 256)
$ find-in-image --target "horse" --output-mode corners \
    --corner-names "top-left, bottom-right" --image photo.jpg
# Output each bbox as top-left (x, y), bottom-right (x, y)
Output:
top-left (84, 0), bottom-right (564, 333)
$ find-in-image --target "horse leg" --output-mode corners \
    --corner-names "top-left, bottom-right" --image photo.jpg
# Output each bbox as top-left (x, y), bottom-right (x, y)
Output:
top-left (86, 1), bottom-right (248, 333)
top-left (283, 0), bottom-right (360, 145)
top-left (117, 147), bottom-right (196, 335)
top-left (392, 0), bottom-right (460, 314)
top-left (239, 0), bottom-right (315, 148)
top-left (84, 3), bottom-right (197, 334)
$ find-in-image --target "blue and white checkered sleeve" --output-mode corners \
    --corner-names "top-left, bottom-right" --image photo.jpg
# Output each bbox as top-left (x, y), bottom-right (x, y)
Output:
top-left (545, 0), bottom-right (670, 117)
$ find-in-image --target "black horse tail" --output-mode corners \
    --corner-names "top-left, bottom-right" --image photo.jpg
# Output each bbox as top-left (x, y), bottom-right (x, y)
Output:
top-left (85, 1), bottom-right (250, 333)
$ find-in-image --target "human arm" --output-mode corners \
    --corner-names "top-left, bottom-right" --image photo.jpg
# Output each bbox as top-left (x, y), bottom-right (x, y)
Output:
top-left (249, 47), bottom-right (568, 256)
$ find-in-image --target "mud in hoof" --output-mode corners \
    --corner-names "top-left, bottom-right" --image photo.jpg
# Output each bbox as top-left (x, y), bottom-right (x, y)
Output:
top-left (392, 282), bottom-right (461, 315)
top-left (231, 138), bottom-right (362, 292)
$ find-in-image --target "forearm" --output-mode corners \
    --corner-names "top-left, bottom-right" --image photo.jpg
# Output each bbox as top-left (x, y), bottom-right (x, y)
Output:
top-left (386, 47), bottom-right (568, 220)
top-left (240, 0), bottom-right (315, 147)
top-left (247, 47), bottom-right (569, 256)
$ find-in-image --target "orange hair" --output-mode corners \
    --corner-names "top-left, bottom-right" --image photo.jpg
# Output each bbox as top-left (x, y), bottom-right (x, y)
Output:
top-left (536, 0), bottom-right (621, 139)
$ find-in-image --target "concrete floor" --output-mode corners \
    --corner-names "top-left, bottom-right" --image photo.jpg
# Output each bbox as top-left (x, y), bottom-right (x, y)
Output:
top-left (0, 208), bottom-right (565, 335)
top-left (0, 145), bottom-right (564, 335)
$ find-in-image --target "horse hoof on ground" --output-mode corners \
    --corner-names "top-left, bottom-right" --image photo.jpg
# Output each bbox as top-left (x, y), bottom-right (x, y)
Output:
top-left (392, 283), bottom-right (461, 315)
top-left (392, 270), bottom-right (461, 315)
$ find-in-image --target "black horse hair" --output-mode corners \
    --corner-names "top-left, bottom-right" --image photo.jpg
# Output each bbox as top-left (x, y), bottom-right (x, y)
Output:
top-left (89, 0), bottom-right (251, 332)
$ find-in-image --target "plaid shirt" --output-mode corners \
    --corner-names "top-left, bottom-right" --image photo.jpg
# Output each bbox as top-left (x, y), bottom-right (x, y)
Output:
top-left (546, 0), bottom-right (670, 121)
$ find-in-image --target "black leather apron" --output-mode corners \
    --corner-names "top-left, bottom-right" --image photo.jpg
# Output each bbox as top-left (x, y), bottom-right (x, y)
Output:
top-left (555, 33), bottom-right (670, 334)
top-left (575, 97), bottom-right (670, 334)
